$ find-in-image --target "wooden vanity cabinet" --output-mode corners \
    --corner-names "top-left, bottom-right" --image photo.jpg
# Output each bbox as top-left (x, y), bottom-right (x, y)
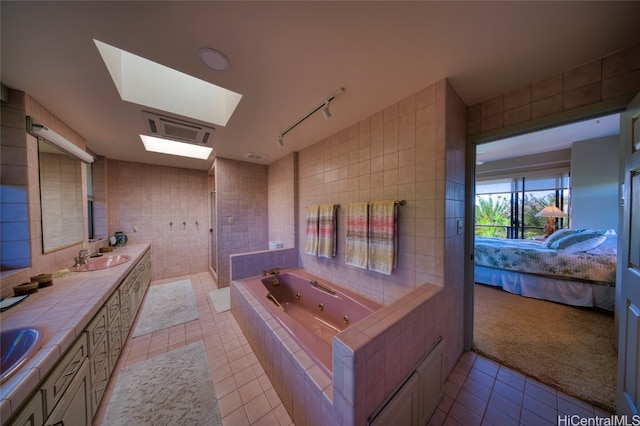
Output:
top-left (6, 248), bottom-right (152, 426)
top-left (7, 393), bottom-right (43, 426)
top-left (43, 359), bottom-right (91, 426)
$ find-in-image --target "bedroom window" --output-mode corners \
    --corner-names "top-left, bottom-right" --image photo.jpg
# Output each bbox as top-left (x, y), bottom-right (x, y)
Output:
top-left (475, 174), bottom-right (569, 239)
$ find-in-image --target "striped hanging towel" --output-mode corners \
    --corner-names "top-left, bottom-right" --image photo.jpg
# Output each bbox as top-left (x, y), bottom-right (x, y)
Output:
top-left (368, 200), bottom-right (398, 275)
top-left (317, 204), bottom-right (338, 258)
top-left (345, 202), bottom-right (369, 269)
top-left (305, 205), bottom-right (319, 255)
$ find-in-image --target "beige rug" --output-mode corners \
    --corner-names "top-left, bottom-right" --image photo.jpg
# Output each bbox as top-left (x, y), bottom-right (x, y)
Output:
top-left (473, 283), bottom-right (617, 412)
top-left (133, 279), bottom-right (198, 337)
top-left (209, 287), bottom-right (230, 314)
top-left (103, 341), bottom-right (221, 425)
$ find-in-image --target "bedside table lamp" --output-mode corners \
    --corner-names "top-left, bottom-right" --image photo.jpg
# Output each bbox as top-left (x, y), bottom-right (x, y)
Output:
top-left (535, 205), bottom-right (567, 237)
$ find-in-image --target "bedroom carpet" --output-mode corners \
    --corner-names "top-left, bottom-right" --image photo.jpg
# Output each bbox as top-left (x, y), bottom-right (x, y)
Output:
top-left (473, 283), bottom-right (617, 413)
top-left (132, 279), bottom-right (198, 337)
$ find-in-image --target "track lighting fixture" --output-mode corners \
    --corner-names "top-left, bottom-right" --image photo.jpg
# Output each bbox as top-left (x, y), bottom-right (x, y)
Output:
top-left (278, 87), bottom-right (344, 147)
top-left (321, 101), bottom-right (331, 119)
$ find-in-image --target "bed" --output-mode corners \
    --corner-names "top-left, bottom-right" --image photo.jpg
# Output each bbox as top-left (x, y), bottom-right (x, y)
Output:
top-left (474, 229), bottom-right (617, 310)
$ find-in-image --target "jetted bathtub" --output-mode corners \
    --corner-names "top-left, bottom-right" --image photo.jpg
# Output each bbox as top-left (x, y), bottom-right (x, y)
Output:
top-left (240, 268), bottom-right (382, 376)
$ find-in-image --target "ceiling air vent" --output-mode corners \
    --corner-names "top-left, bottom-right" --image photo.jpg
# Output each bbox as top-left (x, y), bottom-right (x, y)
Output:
top-left (142, 111), bottom-right (214, 144)
top-left (244, 152), bottom-right (267, 161)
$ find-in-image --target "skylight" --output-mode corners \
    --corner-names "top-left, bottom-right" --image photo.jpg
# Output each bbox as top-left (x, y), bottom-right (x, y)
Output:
top-left (94, 39), bottom-right (242, 127)
top-left (140, 135), bottom-right (213, 160)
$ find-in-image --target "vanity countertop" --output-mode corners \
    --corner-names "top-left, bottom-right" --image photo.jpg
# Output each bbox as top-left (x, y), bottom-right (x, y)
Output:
top-left (0, 243), bottom-right (151, 422)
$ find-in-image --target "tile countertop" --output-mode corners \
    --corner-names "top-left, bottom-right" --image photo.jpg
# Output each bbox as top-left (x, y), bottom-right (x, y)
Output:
top-left (0, 243), bottom-right (151, 422)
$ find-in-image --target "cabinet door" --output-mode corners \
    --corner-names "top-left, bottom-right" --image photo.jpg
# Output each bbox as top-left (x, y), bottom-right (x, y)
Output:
top-left (370, 373), bottom-right (419, 426)
top-left (108, 311), bottom-right (123, 372)
top-left (417, 340), bottom-right (444, 425)
top-left (8, 392), bottom-right (44, 426)
top-left (42, 334), bottom-right (88, 417)
top-left (44, 359), bottom-right (91, 426)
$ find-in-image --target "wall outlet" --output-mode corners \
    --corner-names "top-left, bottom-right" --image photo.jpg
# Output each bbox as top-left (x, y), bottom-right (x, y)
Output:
top-left (228, 216), bottom-right (234, 225)
top-left (133, 225), bottom-right (139, 232)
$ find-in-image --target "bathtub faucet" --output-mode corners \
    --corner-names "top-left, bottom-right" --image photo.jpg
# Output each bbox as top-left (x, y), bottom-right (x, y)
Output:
top-left (262, 267), bottom-right (281, 276)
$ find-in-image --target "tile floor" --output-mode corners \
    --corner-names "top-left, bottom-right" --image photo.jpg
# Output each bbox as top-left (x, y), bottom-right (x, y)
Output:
top-left (94, 272), bottom-right (612, 426)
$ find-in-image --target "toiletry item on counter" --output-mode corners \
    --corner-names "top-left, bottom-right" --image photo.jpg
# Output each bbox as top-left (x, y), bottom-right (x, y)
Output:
top-left (13, 282), bottom-right (38, 296)
top-left (53, 269), bottom-right (71, 278)
top-left (113, 231), bottom-right (128, 247)
top-left (30, 273), bottom-right (53, 288)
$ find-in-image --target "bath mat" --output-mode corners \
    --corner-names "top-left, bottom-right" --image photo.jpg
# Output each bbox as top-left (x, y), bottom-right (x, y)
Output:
top-left (209, 287), bottom-right (230, 313)
top-left (102, 341), bottom-right (221, 425)
top-left (133, 279), bottom-right (198, 337)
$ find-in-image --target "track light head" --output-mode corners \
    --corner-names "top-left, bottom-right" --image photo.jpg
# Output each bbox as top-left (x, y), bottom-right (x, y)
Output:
top-left (277, 135), bottom-right (284, 147)
top-left (321, 101), bottom-right (331, 119)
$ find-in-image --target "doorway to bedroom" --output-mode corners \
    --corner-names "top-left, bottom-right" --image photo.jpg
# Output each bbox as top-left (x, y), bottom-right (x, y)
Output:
top-left (471, 113), bottom-right (620, 412)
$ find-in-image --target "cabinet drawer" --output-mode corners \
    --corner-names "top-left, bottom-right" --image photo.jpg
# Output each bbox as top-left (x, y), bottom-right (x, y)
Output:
top-left (42, 333), bottom-right (88, 417)
top-left (86, 306), bottom-right (107, 357)
top-left (106, 290), bottom-right (120, 326)
top-left (119, 276), bottom-right (133, 304)
top-left (44, 358), bottom-right (90, 426)
top-left (89, 334), bottom-right (108, 382)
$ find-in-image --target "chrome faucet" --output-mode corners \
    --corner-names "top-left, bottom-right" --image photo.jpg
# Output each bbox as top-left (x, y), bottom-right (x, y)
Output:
top-left (78, 249), bottom-right (90, 265)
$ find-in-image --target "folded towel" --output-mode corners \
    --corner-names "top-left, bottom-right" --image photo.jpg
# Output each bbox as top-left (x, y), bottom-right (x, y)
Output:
top-left (318, 204), bottom-right (338, 258)
top-left (345, 202), bottom-right (369, 269)
top-left (368, 200), bottom-right (398, 275)
top-left (305, 205), bottom-right (319, 255)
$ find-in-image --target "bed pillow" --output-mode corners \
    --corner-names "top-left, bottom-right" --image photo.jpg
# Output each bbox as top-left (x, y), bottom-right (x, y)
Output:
top-left (550, 230), bottom-right (607, 253)
top-left (543, 228), bottom-right (583, 248)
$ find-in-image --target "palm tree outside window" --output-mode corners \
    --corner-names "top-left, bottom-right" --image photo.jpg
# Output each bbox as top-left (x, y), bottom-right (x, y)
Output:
top-left (475, 174), bottom-right (569, 239)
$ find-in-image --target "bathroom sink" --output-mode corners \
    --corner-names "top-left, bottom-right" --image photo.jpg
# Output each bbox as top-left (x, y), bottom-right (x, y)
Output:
top-left (75, 254), bottom-right (131, 271)
top-left (1, 327), bottom-right (45, 384)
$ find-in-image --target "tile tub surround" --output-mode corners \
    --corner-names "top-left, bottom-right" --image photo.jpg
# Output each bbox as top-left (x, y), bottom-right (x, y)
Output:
top-left (238, 269), bottom-right (383, 376)
top-left (0, 243), bottom-right (150, 422)
top-left (230, 247), bottom-right (299, 283)
top-left (232, 274), bottom-right (443, 425)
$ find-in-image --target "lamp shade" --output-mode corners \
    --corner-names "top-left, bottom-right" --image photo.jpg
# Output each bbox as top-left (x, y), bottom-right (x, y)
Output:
top-left (535, 205), bottom-right (566, 218)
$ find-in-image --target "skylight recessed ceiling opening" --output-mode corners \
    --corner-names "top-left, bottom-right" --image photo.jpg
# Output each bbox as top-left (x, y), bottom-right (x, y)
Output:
top-left (94, 39), bottom-right (242, 126)
top-left (140, 135), bottom-right (213, 160)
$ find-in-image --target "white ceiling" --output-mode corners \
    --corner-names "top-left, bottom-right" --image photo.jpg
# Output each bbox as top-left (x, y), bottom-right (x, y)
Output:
top-left (2, 1), bottom-right (639, 171)
top-left (476, 113), bottom-right (621, 164)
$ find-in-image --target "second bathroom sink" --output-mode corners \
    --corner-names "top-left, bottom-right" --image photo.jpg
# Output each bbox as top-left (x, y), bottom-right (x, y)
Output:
top-left (1, 327), bottom-right (45, 384)
top-left (75, 254), bottom-right (131, 272)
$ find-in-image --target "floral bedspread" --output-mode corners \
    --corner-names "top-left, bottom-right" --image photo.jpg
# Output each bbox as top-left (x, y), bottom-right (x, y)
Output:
top-left (474, 237), bottom-right (617, 285)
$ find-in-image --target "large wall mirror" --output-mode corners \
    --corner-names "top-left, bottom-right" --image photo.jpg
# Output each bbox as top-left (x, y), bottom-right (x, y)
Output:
top-left (38, 138), bottom-right (84, 253)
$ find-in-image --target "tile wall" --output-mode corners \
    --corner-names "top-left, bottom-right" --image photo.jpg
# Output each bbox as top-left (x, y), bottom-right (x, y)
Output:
top-left (231, 78), bottom-right (468, 424)
top-left (468, 43), bottom-right (640, 135)
top-left (267, 152), bottom-right (297, 249)
top-left (106, 159), bottom-right (209, 280)
top-left (1, 90), bottom-right (89, 298)
top-left (214, 158), bottom-right (269, 287)
top-left (295, 79), bottom-right (467, 380)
